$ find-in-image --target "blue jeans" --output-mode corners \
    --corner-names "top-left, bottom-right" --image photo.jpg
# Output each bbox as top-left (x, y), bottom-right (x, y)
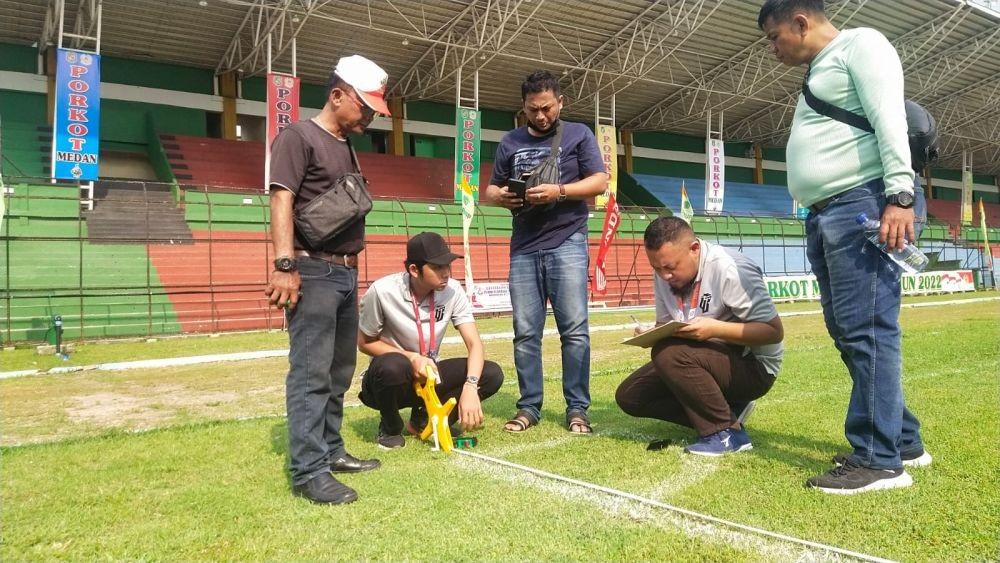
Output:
top-left (805, 179), bottom-right (926, 470)
top-left (509, 231), bottom-right (591, 421)
top-left (285, 257), bottom-right (359, 485)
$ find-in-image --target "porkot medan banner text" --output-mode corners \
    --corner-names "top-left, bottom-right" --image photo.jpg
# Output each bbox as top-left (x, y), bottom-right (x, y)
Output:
top-left (454, 108), bottom-right (482, 296)
top-left (704, 138), bottom-right (725, 214)
top-left (594, 124), bottom-right (618, 208)
top-left (52, 49), bottom-right (101, 181)
top-left (265, 73), bottom-right (300, 189)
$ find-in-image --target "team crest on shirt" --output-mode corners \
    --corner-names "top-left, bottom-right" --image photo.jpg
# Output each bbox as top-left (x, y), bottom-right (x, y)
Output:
top-left (435, 304), bottom-right (445, 322)
top-left (699, 293), bottom-right (712, 312)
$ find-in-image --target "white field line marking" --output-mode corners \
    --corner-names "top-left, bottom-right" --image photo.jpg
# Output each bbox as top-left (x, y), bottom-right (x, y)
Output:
top-left (645, 455), bottom-right (720, 501)
top-left (455, 449), bottom-right (894, 563)
top-left (3, 296), bottom-right (996, 380)
top-left (486, 436), bottom-right (575, 457)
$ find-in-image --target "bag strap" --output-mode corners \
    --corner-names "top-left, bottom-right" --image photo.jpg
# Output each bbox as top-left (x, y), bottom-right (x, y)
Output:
top-left (801, 68), bottom-right (875, 134)
top-left (549, 120), bottom-right (564, 154)
top-left (345, 136), bottom-right (363, 175)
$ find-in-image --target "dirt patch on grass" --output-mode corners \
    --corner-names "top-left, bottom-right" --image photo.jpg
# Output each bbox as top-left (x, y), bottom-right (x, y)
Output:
top-left (66, 392), bottom-right (174, 427)
top-left (65, 385), bottom-right (249, 429)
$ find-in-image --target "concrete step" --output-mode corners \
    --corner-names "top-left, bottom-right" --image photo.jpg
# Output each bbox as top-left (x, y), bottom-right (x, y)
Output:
top-left (85, 182), bottom-right (193, 245)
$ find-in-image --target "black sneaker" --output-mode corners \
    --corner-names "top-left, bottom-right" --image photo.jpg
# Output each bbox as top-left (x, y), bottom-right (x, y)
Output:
top-left (833, 450), bottom-right (933, 468)
top-left (292, 472), bottom-right (358, 505)
top-left (377, 422), bottom-right (406, 450)
top-left (806, 459), bottom-right (913, 495)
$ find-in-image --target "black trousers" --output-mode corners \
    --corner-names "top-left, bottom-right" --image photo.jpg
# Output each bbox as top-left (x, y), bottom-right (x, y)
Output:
top-left (615, 338), bottom-right (775, 437)
top-left (359, 353), bottom-right (504, 435)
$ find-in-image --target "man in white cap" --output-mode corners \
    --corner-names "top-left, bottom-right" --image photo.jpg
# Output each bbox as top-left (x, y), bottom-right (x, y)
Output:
top-left (265, 54), bottom-right (391, 505)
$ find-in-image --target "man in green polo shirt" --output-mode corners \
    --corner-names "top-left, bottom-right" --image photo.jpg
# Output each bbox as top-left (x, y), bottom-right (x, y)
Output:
top-left (759, 0), bottom-right (931, 495)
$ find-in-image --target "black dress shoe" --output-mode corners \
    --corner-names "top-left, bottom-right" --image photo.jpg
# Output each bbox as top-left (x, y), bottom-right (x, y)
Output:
top-left (330, 452), bottom-right (381, 473)
top-left (292, 472), bottom-right (357, 505)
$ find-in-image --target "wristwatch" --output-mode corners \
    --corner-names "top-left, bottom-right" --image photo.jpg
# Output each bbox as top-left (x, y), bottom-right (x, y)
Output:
top-left (464, 375), bottom-right (480, 387)
top-left (274, 256), bottom-right (298, 272)
top-left (557, 184), bottom-right (567, 202)
top-left (886, 192), bottom-right (915, 209)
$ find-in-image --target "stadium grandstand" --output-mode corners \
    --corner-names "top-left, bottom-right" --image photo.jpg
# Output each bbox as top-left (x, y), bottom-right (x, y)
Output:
top-left (1, 0), bottom-right (999, 343)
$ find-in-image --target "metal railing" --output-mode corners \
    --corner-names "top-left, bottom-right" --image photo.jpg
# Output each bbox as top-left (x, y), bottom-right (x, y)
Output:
top-left (1, 177), bottom-right (994, 344)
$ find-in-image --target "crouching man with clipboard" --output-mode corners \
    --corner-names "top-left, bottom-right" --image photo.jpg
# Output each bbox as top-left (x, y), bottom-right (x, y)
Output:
top-left (616, 217), bottom-right (784, 456)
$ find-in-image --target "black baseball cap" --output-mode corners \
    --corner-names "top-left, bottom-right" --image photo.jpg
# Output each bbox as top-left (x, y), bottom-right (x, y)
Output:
top-left (406, 232), bottom-right (462, 266)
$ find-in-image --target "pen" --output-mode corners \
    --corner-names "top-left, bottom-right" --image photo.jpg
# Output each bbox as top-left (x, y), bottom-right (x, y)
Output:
top-left (630, 315), bottom-right (642, 329)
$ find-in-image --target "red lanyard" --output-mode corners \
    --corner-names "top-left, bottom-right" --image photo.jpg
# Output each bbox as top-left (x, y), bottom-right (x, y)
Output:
top-left (676, 280), bottom-right (701, 320)
top-left (409, 287), bottom-right (436, 357)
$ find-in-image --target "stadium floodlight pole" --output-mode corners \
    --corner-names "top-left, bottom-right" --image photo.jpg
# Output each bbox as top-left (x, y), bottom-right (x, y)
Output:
top-left (594, 92), bottom-right (616, 128)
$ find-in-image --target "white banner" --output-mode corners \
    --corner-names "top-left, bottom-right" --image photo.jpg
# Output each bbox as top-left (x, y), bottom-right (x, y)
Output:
top-left (765, 270), bottom-right (976, 302)
top-left (465, 271), bottom-right (976, 312)
top-left (705, 138), bottom-right (725, 214)
top-left (469, 282), bottom-right (512, 313)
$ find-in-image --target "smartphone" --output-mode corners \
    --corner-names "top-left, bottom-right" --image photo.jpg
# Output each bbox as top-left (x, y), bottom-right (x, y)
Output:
top-left (507, 177), bottom-right (527, 199)
top-left (506, 171), bottom-right (534, 200)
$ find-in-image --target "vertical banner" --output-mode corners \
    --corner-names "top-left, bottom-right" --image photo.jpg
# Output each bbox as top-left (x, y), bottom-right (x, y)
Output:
top-left (453, 108), bottom-right (481, 203)
top-left (961, 170), bottom-right (974, 225)
top-left (680, 181), bottom-right (694, 224)
top-left (704, 138), bottom-right (725, 214)
top-left (265, 73), bottom-right (300, 190)
top-left (979, 198), bottom-right (995, 271)
top-left (460, 176), bottom-right (476, 296)
top-left (52, 49), bottom-right (101, 181)
top-left (593, 191), bottom-right (621, 295)
top-left (595, 124), bottom-right (618, 208)
top-left (454, 108), bottom-right (481, 295)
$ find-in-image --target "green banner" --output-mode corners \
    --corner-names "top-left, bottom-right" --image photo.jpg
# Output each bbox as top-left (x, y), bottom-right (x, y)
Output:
top-left (454, 107), bottom-right (481, 203)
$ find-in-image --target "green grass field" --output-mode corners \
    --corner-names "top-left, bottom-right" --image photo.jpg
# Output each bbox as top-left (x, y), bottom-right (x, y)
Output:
top-left (2, 296), bottom-right (998, 560)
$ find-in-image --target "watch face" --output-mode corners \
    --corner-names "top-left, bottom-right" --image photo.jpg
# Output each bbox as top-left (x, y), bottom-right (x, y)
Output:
top-left (894, 193), bottom-right (915, 207)
top-left (275, 258), bottom-right (296, 271)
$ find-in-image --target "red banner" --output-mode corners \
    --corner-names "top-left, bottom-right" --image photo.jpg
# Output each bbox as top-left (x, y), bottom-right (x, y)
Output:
top-left (265, 73), bottom-right (300, 190)
top-left (593, 191), bottom-right (621, 295)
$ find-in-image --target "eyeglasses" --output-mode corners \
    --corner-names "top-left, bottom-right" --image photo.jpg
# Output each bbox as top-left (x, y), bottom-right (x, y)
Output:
top-left (345, 89), bottom-right (376, 119)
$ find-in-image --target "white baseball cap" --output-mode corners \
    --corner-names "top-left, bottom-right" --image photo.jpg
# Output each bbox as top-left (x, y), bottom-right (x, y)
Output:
top-left (334, 55), bottom-right (391, 116)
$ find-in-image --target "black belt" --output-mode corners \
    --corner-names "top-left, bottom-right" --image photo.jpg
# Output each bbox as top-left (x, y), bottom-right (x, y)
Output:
top-left (808, 196), bottom-right (835, 214)
top-left (294, 250), bottom-right (358, 268)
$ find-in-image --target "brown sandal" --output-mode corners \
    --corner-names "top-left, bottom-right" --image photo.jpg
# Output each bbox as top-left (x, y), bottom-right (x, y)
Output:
top-left (503, 410), bottom-right (538, 433)
top-left (566, 410), bottom-right (592, 435)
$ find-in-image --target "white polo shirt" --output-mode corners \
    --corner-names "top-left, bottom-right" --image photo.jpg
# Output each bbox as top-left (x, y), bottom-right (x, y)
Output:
top-left (359, 273), bottom-right (474, 358)
top-left (653, 239), bottom-right (783, 376)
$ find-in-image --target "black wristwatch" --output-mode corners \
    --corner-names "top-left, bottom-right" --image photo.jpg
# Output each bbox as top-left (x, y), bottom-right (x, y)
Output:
top-left (886, 192), bottom-right (915, 209)
top-left (274, 256), bottom-right (298, 272)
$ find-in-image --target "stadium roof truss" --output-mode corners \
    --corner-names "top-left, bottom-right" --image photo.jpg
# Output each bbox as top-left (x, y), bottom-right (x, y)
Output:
top-left (2, 0), bottom-right (998, 174)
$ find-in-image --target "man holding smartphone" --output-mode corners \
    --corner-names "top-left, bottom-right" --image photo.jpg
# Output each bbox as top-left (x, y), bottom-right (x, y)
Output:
top-left (484, 70), bottom-right (608, 435)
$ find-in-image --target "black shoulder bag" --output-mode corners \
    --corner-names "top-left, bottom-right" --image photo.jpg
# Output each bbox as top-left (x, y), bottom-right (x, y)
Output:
top-left (801, 69), bottom-right (939, 172)
top-left (513, 121), bottom-right (563, 216)
top-left (293, 138), bottom-right (373, 249)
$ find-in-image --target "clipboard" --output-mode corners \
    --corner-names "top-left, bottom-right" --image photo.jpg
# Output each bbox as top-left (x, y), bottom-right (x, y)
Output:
top-left (621, 321), bottom-right (689, 348)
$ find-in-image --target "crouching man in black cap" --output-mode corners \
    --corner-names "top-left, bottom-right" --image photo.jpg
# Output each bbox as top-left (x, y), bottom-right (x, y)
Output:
top-left (357, 232), bottom-right (504, 449)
